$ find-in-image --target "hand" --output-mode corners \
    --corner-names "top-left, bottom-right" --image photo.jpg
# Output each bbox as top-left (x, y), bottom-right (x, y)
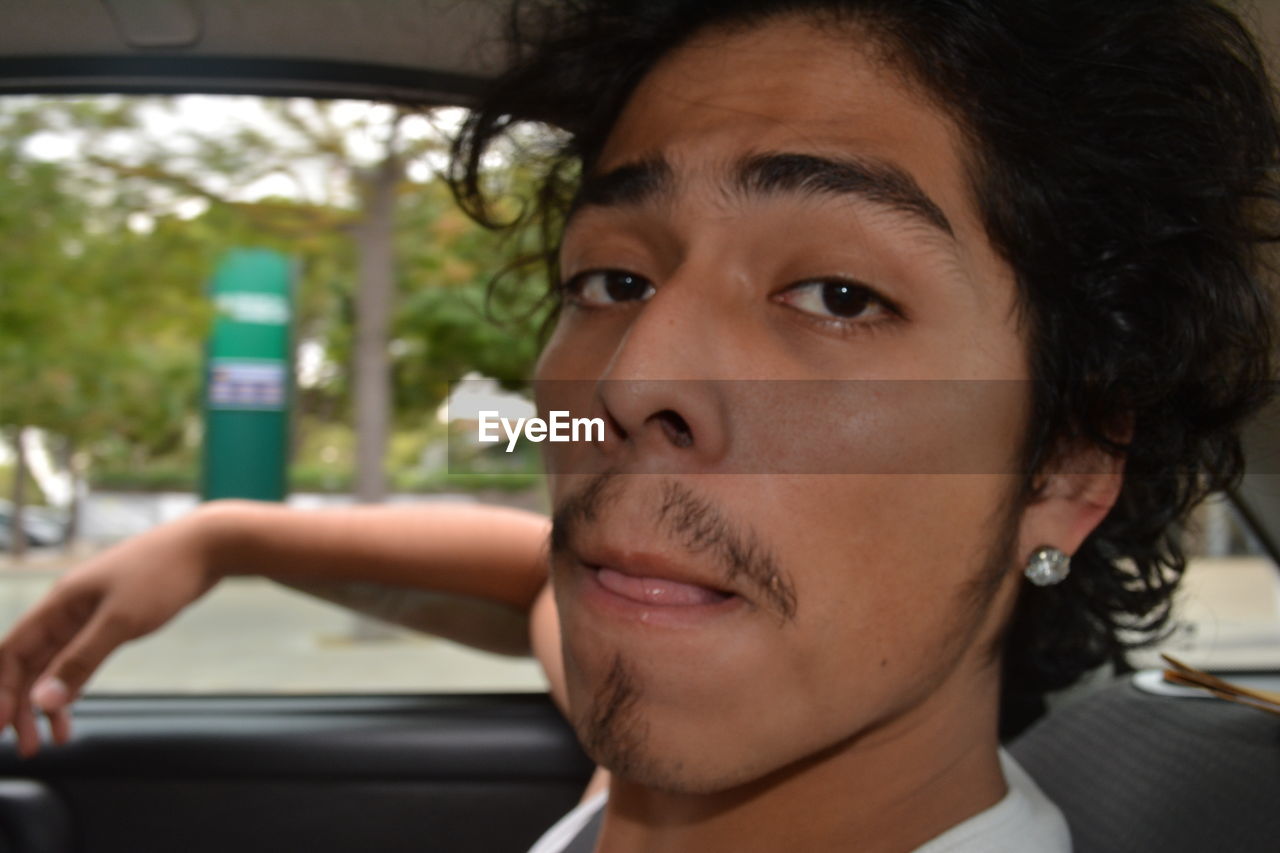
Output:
top-left (0, 509), bottom-right (223, 756)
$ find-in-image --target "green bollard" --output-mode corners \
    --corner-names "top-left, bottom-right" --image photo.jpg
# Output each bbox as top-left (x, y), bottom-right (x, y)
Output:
top-left (200, 249), bottom-right (294, 502)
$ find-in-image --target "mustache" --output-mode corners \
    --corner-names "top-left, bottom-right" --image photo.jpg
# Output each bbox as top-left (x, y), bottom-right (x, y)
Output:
top-left (551, 472), bottom-right (798, 621)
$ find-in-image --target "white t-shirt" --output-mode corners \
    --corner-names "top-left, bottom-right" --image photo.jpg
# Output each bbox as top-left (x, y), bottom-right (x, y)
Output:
top-left (527, 750), bottom-right (1071, 853)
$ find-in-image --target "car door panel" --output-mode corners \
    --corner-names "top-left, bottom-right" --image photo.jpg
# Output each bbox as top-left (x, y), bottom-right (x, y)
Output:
top-left (0, 695), bottom-right (593, 853)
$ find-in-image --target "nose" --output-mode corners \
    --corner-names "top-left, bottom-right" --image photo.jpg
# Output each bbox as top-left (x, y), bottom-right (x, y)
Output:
top-left (593, 282), bottom-right (731, 470)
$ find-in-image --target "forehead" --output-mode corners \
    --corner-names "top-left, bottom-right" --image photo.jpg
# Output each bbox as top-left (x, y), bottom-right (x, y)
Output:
top-left (594, 16), bottom-right (990, 254)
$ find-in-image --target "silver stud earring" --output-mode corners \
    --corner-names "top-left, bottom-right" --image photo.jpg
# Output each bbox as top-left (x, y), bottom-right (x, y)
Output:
top-left (1024, 546), bottom-right (1070, 587)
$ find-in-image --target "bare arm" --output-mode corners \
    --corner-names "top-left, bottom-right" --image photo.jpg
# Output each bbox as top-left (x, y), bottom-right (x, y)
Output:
top-left (222, 499), bottom-right (551, 655)
top-left (0, 499), bottom-right (551, 755)
top-left (204, 500), bottom-right (550, 610)
top-left (279, 579), bottom-right (532, 656)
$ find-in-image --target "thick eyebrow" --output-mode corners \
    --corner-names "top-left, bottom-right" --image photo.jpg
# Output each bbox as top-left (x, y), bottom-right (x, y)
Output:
top-left (571, 151), bottom-right (954, 238)
top-left (572, 157), bottom-right (674, 212)
top-left (735, 151), bottom-right (954, 237)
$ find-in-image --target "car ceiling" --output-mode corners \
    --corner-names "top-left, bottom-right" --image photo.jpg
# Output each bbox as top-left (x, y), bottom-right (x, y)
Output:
top-left (1, 0), bottom-right (1278, 102)
top-left (0, 0), bottom-right (511, 103)
top-left (2, 0), bottom-right (1280, 559)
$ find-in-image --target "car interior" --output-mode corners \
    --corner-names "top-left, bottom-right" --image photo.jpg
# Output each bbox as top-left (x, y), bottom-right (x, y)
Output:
top-left (1, 1), bottom-right (1278, 852)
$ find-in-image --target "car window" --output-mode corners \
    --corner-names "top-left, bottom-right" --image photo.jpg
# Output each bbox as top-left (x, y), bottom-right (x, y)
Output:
top-left (0, 93), bottom-right (548, 694)
top-left (1133, 494), bottom-right (1280, 672)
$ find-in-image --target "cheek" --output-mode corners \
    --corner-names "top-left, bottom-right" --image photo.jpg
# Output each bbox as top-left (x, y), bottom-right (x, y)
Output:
top-left (731, 380), bottom-right (1027, 477)
top-left (534, 328), bottom-right (611, 484)
top-left (707, 474), bottom-right (1016, 768)
top-left (757, 472), bottom-right (1016, 671)
top-left (535, 310), bottom-right (633, 383)
top-left (534, 322), bottom-right (576, 383)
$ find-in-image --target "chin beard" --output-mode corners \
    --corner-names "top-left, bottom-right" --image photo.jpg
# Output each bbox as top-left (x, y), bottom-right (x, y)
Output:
top-left (572, 653), bottom-right (737, 795)
top-left (575, 654), bottom-right (647, 776)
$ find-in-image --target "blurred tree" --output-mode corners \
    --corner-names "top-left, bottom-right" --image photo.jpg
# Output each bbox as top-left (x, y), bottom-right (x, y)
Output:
top-left (1, 94), bottom-right (551, 536)
top-left (30, 96), bottom-right (547, 502)
top-left (0, 107), bottom-right (212, 552)
top-left (391, 175), bottom-right (548, 428)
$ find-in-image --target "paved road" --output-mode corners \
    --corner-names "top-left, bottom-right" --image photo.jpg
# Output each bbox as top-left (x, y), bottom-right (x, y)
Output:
top-left (0, 567), bottom-right (547, 695)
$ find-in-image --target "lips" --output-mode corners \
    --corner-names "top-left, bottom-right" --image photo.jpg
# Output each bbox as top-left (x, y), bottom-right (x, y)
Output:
top-left (567, 543), bottom-right (747, 628)
top-left (595, 566), bottom-right (732, 606)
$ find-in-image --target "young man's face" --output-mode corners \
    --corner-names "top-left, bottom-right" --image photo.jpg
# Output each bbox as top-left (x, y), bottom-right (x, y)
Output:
top-left (536, 17), bottom-right (1073, 794)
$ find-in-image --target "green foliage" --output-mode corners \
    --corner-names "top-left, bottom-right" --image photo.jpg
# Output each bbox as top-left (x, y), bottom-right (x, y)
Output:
top-left (93, 459), bottom-right (544, 496)
top-left (0, 465), bottom-right (48, 507)
top-left (1, 94), bottom-right (553, 498)
top-left (90, 464), bottom-right (198, 493)
top-left (0, 103), bottom-right (212, 466)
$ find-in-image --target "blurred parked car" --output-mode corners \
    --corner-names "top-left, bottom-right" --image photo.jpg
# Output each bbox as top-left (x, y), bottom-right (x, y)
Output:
top-left (0, 501), bottom-right (67, 550)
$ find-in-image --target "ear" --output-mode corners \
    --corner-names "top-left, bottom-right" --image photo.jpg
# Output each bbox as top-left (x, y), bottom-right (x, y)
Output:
top-left (1015, 442), bottom-right (1125, 563)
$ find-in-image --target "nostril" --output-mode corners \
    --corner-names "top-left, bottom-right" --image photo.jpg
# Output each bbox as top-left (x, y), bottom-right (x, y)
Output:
top-left (650, 409), bottom-right (693, 448)
top-left (605, 408), bottom-right (628, 442)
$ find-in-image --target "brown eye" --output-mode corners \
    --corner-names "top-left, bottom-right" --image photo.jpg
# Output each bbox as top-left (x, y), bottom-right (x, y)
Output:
top-left (776, 278), bottom-right (894, 323)
top-left (562, 269), bottom-right (655, 306)
top-left (818, 281), bottom-right (873, 317)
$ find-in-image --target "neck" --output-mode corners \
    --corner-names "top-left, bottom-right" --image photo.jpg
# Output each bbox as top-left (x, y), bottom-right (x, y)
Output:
top-left (596, 671), bottom-right (1007, 853)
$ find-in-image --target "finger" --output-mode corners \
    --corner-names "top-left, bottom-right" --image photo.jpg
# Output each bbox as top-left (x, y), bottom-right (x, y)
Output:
top-left (0, 680), bottom-right (15, 735)
top-left (30, 677), bottom-right (69, 713)
top-left (0, 645), bottom-right (51, 737)
top-left (0, 592), bottom-right (95, 729)
top-left (0, 648), bottom-right (33, 733)
top-left (3, 627), bottom-right (69, 723)
top-left (35, 608), bottom-right (133, 705)
top-left (45, 706), bottom-right (72, 746)
top-left (12, 699), bottom-right (39, 758)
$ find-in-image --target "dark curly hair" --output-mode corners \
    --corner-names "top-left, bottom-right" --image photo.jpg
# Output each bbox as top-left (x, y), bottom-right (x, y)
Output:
top-left (448, 0), bottom-right (1280, 732)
